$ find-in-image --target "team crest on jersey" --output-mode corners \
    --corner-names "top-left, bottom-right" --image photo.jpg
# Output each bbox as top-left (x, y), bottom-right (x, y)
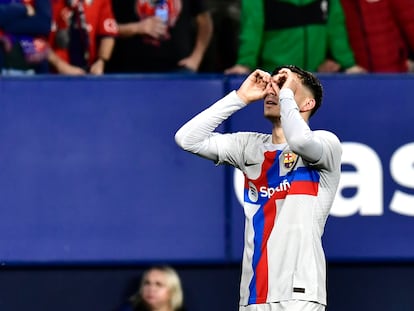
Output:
top-left (283, 151), bottom-right (297, 169)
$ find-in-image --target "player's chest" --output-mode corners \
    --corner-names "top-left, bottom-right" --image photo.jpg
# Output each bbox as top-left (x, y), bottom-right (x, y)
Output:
top-left (244, 147), bottom-right (300, 181)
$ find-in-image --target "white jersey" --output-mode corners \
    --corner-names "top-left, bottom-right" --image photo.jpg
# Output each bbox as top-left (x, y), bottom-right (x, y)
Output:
top-left (175, 90), bottom-right (342, 306)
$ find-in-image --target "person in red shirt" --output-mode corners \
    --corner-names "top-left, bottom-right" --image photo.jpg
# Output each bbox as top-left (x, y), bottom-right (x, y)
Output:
top-left (48, 0), bottom-right (118, 75)
top-left (340, 0), bottom-right (414, 72)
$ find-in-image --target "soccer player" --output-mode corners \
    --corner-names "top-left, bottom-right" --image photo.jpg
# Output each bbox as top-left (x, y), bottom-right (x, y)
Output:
top-left (175, 65), bottom-right (342, 311)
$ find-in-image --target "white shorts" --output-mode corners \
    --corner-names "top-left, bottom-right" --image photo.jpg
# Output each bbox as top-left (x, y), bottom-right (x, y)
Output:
top-left (239, 301), bottom-right (326, 311)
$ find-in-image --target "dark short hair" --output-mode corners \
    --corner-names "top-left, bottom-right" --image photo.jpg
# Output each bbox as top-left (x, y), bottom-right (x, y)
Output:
top-left (271, 65), bottom-right (323, 117)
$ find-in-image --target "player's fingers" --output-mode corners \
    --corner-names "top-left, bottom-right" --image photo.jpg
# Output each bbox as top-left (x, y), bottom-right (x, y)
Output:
top-left (270, 80), bottom-right (279, 92)
top-left (277, 68), bottom-right (293, 77)
top-left (251, 69), bottom-right (269, 78)
top-left (271, 73), bottom-right (286, 88)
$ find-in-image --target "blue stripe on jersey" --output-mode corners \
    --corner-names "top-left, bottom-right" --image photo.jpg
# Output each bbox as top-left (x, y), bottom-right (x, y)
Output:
top-left (247, 150), bottom-right (282, 303)
top-left (290, 166), bottom-right (320, 183)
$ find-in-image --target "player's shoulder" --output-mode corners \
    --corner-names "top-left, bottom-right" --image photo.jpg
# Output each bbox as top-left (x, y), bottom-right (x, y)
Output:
top-left (314, 130), bottom-right (343, 158)
top-left (234, 131), bottom-right (271, 143)
top-left (314, 130), bottom-right (341, 144)
top-left (225, 132), bottom-right (272, 152)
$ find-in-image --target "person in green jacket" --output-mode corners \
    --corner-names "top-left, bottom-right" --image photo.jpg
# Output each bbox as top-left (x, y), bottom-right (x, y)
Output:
top-left (225, 0), bottom-right (364, 74)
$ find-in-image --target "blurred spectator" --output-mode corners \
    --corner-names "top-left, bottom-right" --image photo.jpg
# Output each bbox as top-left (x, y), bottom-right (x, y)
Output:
top-left (48, 0), bottom-right (118, 75)
top-left (225, 0), bottom-right (365, 74)
top-left (119, 266), bottom-right (186, 311)
top-left (409, 51), bottom-right (414, 72)
top-left (0, 0), bottom-right (51, 75)
top-left (340, 0), bottom-right (414, 72)
top-left (106, 0), bottom-right (213, 74)
top-left (201, 0), bottom-right (240, 72)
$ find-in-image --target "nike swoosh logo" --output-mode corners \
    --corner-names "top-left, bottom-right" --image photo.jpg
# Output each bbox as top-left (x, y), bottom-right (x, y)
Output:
top-left (245, 162), bottom-right (256, 167)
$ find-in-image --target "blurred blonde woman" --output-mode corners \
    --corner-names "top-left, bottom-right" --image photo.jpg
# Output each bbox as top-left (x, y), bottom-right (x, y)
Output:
top-left (120, 266), bottom-right (186, 311)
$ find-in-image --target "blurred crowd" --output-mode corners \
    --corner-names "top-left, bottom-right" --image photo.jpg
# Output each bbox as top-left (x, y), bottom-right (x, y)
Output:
top-left (0, 0), bottom-right (413, 76)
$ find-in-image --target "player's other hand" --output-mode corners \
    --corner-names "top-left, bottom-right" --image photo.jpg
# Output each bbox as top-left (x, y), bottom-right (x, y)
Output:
top-left (236, 69), bottom-right (272, 104)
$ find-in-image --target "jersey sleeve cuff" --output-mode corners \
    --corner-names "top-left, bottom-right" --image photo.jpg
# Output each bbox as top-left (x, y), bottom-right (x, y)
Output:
top-left (230, 90), bottom-right (248, 108)
top-left (279, 88), bottom-right (294, 99)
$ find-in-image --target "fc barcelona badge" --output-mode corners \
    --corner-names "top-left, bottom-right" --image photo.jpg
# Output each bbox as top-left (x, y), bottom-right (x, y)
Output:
top-left (283, 151), bottom-right (297, 169)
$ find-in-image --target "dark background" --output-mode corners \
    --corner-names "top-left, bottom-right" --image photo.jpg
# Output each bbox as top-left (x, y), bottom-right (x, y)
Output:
top-left (1, 263), bottom-right (414, 311)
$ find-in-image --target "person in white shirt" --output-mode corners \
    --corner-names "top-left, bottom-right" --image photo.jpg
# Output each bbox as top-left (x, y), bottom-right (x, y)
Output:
top-left (175, 65), bottom-right (342, 311)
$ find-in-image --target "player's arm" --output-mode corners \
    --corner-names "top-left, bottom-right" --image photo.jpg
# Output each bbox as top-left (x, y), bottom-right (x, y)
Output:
top-left (175, 70), bottom-right (269, 159)
top-left (280, 93), bottom-right (342, 170)
top-left (272, 69), bottom-right (324, 163)
top-left (279, 88), bottom-right (323, 162)
top-left (174, 91), bottom-right (245, 162)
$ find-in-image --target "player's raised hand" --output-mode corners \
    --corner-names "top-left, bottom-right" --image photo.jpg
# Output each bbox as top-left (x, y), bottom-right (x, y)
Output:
top-left (236, 69), bottom-right (272, 104)
top-left (272, 67), bottom-right (299, 94)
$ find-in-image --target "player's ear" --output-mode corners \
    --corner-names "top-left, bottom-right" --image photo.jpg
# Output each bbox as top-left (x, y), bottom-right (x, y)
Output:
top-left (302, 98), bottom-right (316, 112)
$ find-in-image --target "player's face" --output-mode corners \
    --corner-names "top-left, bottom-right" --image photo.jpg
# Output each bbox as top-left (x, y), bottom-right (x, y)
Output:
top-left (141, 269), bottom-right (172, 310)
top-left (263, 73), bottom-right (313, 120)
top-left (263, 83), bottom-right (280, 120)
